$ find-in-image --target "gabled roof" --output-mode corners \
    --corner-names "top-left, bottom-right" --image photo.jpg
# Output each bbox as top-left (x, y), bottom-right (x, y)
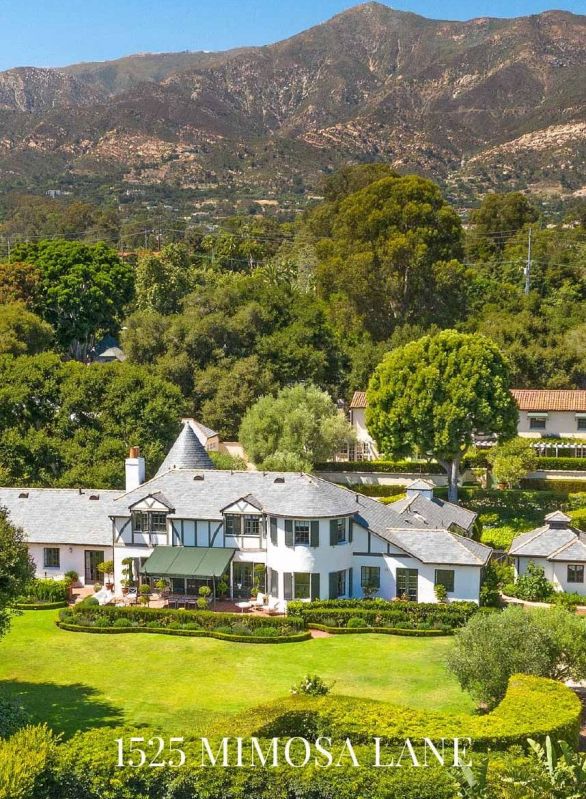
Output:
top-left (128, 491), bottom-right (175, 511)
top-left (389, 493), bottom-right (477, 533)
top-left (349, 391), bottom-right (367, 409)
top-left (509, 518), bottom-right (586, 561)
top-left (155, 423), bottom-right (215, 476)
top-left (511, 389), bottom-right (586, 412)
top-left (383, 528), bottom-right (491, 566)
top-left (0, 487), bottom-right (121, 545)
top-left (407, 479), bottom-right (435, 491)
top-left (545, 510), bottom-right (572, 524)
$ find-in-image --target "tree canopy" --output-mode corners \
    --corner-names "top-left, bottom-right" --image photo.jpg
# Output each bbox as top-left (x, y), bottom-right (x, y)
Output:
top-left (0, 304), bottom-right (54, 357)
top-left (366, 330), bottom-right (518, 500)
top-left (7, 240), bottom-right (134, 359)
top-left (0, 354), bottom-right (185, 487)
top-left (0, 509), bottom-right (35, 639)
top-left (239, 384), bottom-right (354, 470)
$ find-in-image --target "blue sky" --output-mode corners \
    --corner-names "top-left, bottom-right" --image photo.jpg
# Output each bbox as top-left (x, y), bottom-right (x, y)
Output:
top-left (0, 0), bottom-right (583, 71)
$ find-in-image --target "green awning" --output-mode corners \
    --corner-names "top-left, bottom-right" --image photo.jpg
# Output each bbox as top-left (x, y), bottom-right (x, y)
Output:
top-left (142, 546), bottom-right (235, 578)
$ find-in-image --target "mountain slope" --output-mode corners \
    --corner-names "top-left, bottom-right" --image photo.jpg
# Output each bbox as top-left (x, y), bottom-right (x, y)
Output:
top-left (0, 2), bottom-right (583, 200)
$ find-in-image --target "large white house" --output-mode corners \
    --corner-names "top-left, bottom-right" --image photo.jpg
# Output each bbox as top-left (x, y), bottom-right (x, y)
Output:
top-left (0, 421), bottom-right (491, 604)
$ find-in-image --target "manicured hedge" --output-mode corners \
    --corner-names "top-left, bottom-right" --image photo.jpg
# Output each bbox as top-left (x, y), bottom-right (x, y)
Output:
top-left (519, 478), bottom-right (586, 493)
top-left (50, 727), bottom-right (459, 799)
top-left (232, 675), bottom-right (581, 751)
top-left (57, 621), bottom-right (311, 644)
top-left (315, 460), bottom-right (445, 474)
top-left (307, 623), bottom-right (449, 636)
top-left (12, 601), bottom-right (67, 610)
top-left (348, 483), bottom-right (408, 497)
top-left (531, 456), bottom-right (586, 471)
top-left (288, 599), bottom-right (479, 631)
top-left (58, 605), bottom-right (307, 643)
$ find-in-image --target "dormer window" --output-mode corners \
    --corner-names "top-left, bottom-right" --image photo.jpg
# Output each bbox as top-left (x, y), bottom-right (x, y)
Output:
top-left (225, 514), bottom-right (262, 537)
top-left (132, 511), bottom-right (167, 535)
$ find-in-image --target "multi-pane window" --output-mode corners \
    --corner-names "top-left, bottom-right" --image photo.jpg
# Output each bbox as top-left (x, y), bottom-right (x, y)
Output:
top-left (434, 569), bottom-right (455, 593)
top-left (151, 513), bottom-right (167, 532)
top-left (224, 514), bottom-right (241, 536)
top-left (568, 565), bottom-right (584, 584)
top-left (294, 572), bottom-right (311, 599)
top-left (334, 519), bottom-right (346, 544)
top-left (361, 565), bottom-right (380, 590)
top-left (577, 418), bottom-right (586, 431)
top-left (529, 417), bottom-right (547, 430)
top-left (43, 547), bottom-right (60, 568)
top-left (396, 568), bottom-right (418, 602)
top-left (294, 520), bottom-right (310, 546)
top-left (132, 511), bottom-right (167, 536)
top-left (244, 515), bottom-right (261, 536)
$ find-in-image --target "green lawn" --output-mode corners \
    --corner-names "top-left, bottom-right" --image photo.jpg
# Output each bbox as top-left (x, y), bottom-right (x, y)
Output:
top-left (0, 610), bottom-right (474, 737)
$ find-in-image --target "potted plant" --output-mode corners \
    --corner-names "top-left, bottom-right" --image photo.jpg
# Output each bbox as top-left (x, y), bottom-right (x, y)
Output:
top-left (138, 584), bottom-right (151, 606)
top-left (64, 570), bottom-right (80, 601)
top-left (217, 580), bottom-right (229, 600)
top-left (155, 578), bottom-right (169, 597)
top-left (121, 558), bottom-right (134, 595)
top-left (197, 585), bottom-right (211, 609)
top-left (97, 560), bottom-right (115, 591)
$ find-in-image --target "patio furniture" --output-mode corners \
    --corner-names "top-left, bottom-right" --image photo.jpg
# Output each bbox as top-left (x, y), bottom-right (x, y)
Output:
top-left (266, 597), bottom-right (280, 615)
top-left (252, 593), bottom-right (265, 611)
top-left (236, 601), bottom-right (252, 613)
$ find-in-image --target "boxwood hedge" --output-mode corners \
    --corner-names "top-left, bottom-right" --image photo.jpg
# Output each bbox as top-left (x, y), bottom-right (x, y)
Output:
top-left (287, 599), bottom-right (479, 631)
top-left (58, 605), bottom-right (309, 643)
top-left (229, 674), bottom-right (581, 751)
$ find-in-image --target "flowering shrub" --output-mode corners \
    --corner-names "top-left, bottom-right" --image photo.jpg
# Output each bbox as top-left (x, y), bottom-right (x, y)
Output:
top-left (291, 674), bottom-right (332, 696)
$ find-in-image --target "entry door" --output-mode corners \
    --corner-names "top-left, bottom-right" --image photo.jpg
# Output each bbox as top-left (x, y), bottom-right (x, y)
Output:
top-left (396, 568), bottom-right (418, 602)
top-left (85, 550), bottom-right (104, 583)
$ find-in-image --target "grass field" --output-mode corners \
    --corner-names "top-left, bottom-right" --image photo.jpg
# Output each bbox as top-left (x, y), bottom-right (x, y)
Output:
top-left (0, 610), bottom-right (474, 737)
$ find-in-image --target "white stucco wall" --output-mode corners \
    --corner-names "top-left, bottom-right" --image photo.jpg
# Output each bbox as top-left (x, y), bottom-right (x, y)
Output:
top-left (28, 543), bottom-right (113, 586)
top-left (515, 556), bottom-right (586, 596)
top-left (517, 410), bottom-right (586, 439)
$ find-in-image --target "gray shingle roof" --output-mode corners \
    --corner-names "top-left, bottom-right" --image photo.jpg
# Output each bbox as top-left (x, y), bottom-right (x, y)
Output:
top-left (509, 524), bottom-right (585, 559)
top-left (116, 471), bottom-right (363, 519)
top-left (155, 423), bottom-right (215, 476)
top-left (384, 528), bottom-right (491, 565)
top-left (550, 536), bottom-right (586, 561)
top-left (389, 494), bottom-right (477, 533)
top-left (0, 488), bottom-right (121, 545)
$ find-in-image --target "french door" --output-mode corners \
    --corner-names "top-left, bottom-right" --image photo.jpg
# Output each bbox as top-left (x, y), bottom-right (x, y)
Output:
top-left (396, 568), bottom-right (418, 602)
top-left (85, 550), bottom-right (104, 583)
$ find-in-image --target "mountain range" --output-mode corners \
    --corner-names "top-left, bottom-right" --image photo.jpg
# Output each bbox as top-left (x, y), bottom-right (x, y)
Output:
top-left (0, 2), bottom-right (584, 203)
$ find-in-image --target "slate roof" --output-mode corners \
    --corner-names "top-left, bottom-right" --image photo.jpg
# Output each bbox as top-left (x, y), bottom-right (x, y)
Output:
top-left (384, 528), bottom-right (491, 566)
top-left (510, 518), bottom-right (586, 562)
top-left (116, 471), bottom-right (363, 520)
top-left (349, 391), bottom-right (367, 409)
top-left (0, 488), bottom-right (121, 545)
top-left (389, 493), bottom-right (477, 533)
top-left (155, 423), bottom-right (214, 476)
top-left (511, 389), bottom-right (586, 412)
top-left (184, 418), bottom-right (218, 443)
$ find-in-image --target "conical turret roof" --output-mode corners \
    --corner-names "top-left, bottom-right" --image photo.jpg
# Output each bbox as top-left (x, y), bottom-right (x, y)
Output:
top-left (155, 422), bottom-right (215, 476)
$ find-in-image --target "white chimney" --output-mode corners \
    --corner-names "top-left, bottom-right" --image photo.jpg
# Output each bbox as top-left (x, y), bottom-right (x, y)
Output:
top-left (125, 446), bottom-right (145, 492)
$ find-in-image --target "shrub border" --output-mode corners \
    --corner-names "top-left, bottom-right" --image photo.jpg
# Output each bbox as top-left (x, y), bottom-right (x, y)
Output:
top-left (12, 601), bottom-right (68, 610)
top-left (56, 621), bottom-right (311, 644)
top-left (308, 623), bottom-right (450, 636)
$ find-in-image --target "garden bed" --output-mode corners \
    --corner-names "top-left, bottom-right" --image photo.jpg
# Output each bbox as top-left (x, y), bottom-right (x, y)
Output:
top-left (307, 623), bottom-right (449, 636)
top-left (58, 604), bottom-right (309, 643)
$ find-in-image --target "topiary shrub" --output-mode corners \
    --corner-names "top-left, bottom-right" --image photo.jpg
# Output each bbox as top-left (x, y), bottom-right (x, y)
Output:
top-left (346, 616), bottom-right (367, 628)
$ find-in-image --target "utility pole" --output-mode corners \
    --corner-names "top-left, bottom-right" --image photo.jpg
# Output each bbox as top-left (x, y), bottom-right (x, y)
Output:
top-left (524, 226), bottom-right (532, 295)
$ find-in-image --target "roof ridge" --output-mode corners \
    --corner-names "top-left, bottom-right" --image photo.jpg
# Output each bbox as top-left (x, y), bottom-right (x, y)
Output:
top-left (509, 527), bottom-right (548, 554)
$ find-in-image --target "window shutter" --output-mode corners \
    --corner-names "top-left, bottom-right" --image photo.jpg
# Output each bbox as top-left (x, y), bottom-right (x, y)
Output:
top-left (348, 567), bottom-right (353, 598)
top-left (270, 517), bottom-right (278, 546)
top-left (311, 573), bottom-right (320, 601)
top-left (284, 572), bottom-right (293, 600)
top-left (310, 520), bottom-right (320, 547)
top-left (330, 519), bottom-right (337, 546)
top-left (329, 571), bottom-right (338, 599)
top-left (284, 519), bottom-right (294, 548)
top-left (348, 520), bottom-right (353, 543)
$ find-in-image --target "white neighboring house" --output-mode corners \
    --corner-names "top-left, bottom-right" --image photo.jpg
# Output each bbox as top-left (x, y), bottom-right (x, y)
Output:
top-left (509, 511), bottom-right (586, 596)
top-left (511, 389), bottom-right (586, 439)
top-left (0, 422), bottom-right (491, 603)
